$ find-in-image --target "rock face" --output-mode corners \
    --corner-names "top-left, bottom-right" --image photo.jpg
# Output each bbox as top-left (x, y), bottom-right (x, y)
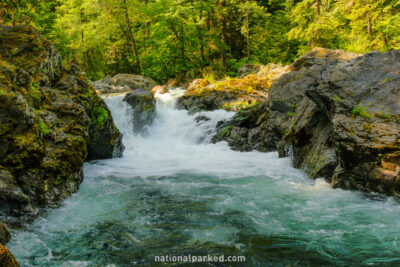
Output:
top-left (213, 48), bottom-right (400, 196)
top-left (0, 25), bottom-right (124, 224)
top-left (177, 64), bottom-right (289, 114)
top-left (123, 89), bottom-right (156, 133)
top-left (92, 73), bottom-right (157, 94)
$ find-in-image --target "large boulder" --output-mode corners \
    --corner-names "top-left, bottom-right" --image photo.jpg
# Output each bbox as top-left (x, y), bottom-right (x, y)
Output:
top-left (123, 89), bottom-right (156, 133)
top-left (92, 74), bottom-right (157, 94)
top-left (177, 64), bottom-right (289, 114)
top-left (213, 48), bottom-right (400, 196)
top-left (0, 25), bottom-right (124, 224)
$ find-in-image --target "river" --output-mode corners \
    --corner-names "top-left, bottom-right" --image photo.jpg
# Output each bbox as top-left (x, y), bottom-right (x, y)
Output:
top-left (8, 89), bottom-right (400, 266)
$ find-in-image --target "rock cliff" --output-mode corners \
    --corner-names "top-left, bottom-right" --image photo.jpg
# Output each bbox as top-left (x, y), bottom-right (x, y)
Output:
top-left (209, 48), bottom-right (400, 196)
top-left (0, 25), bottom-right (124, 225)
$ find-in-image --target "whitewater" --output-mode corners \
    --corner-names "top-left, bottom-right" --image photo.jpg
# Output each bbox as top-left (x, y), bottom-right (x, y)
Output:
top-left (8, 89), bottom-right (400, 266)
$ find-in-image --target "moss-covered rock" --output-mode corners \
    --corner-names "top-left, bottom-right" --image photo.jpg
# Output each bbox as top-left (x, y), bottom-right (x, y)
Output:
top-left (0, 244), bottom-right (19, 266)
top-left (0, 25), bottom-right (124, 224)
top-left (177, 64), bottom-right (289, 114)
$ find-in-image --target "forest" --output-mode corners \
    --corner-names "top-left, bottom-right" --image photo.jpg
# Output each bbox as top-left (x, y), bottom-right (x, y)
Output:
top-left (1, 0), bottom-right (400, 83)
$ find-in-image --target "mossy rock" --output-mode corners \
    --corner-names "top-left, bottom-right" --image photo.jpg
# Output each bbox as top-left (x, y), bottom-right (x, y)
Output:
top-left (0, 244), bottom-right (19, 267)
top-left (0, 25), bottom-right (124, 222)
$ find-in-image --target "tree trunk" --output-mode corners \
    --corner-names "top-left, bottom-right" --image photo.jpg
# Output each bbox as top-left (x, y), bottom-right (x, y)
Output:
top-left (246, 11), bottom-right (250, 62)
top-left (122, 0), bottom-right (141, 73)
top-left (218, 0), bottom-right (228, 69)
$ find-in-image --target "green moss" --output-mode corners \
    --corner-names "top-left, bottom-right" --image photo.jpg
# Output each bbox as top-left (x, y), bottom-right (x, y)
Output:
top-left (376, 110), bottom-right (392, 120)
top-left (29, 81), bottom-right (41, 102)
top-left (352, 103), bottom-right (372, 119)
top-left (0, 89), bottom-right (5, 95)
top-left (222, 100), bottom-right (258, 111)
top-left (287, 112), bottom-right (295, 117)
top-left (91, 105), bottom-right (108, 126)
top-left (38, 119), bottom-right (50, 136)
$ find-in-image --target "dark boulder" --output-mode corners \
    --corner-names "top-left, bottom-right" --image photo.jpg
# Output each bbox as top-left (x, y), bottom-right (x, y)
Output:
top-left (123, 89), bottom-right (156, 134)
top-left (0, 25), bottom-right (124, 224)
top-left (213, 48), bottom-right (400, 196)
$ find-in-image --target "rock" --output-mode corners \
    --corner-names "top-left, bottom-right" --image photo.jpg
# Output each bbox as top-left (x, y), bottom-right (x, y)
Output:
top-left (123, 89), bottom-right (156, 133)
top-left (177, 64), bottom-right (289, 114)
top-left (113, 73), bottom-right (157, 91)
top-left (213, 48), bottom-right (400, 196)
top-left (195, 115), bottom-right (211, 123)
top-left (0, 244), bottom-right (19, 266)
top-left (238, 63), bottom-right (262, 78)
top-left (92, 74), bottom-right (158, 94)
top-left (151, 85), bottom-right (168, 95)
top-left (0, 25), bottom-right (124, 224)
top-left (0, 222), bottom-right (10, 245)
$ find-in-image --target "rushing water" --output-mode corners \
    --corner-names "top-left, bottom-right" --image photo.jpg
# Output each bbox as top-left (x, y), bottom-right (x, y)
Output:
top-left (8, 89), bottom-right (400, 266)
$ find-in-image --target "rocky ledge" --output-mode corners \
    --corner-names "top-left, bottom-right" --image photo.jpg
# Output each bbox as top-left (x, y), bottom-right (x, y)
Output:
top-left (0, 25), bottom-right (124, 227)
top-left (187, 48), bottom-right (400, 197)
top-left (177, 64), bottom-right (289, 114)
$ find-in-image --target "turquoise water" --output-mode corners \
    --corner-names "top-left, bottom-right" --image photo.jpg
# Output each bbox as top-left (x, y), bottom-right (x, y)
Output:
top-left (8, 90), bottom-right (400, 266)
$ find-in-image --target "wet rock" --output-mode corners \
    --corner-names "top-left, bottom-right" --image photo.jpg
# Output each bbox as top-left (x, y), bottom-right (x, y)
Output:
top-left (195, 115), bottom-right (211, 123)
top-left (123, 89), bottom-right (156, 133)
top-left (177, 64), bottom-right (289, 114)
top-left (0, 244), bottom-right (19, 266)
top-left (0, 25), bottom-right (124, 224)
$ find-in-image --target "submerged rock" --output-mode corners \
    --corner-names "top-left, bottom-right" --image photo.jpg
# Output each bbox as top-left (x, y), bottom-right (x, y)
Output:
top-left (123, 89), bottom-right (156, 133)
top-left (213, 48), bottom-right (400, 196)
top-left (177, 64), bottom-right (289, 114)
top-left (0, 25), bottom-right (124, 224)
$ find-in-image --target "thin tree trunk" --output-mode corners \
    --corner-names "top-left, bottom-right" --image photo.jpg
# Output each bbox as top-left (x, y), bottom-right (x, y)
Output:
top-left (246, 11), bottom-right (250, 62)
top-left (218, 0), bottom-right (228, 69)
top-left (122, 0), bottom-right (141, 73)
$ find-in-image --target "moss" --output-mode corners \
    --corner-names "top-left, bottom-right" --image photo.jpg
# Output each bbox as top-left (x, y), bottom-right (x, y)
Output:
top-left (352, 103), bottom-right (372, 119)
top-left (221, 100), bottom-right (258, 111)
top-left (0, 244), bottom-right (19, 267)
top-left (91, 105), bottom-right (109, 126)
top-left (38, 119), bottom-right (50, 136)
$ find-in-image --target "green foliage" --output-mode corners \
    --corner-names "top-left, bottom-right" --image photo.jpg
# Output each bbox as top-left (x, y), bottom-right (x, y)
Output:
top-left (376, 110), bottom-right (392, 120)
top-left (287, 112), bottom-right (295, 117)
top-left (2, 0), bottom-right (399, 82)
top-left (352, 103), bottom-right (372, 119)
top-left (38, 119), bottom-right (50, 136)
top-left (91, 105), bottom-right (108, 126)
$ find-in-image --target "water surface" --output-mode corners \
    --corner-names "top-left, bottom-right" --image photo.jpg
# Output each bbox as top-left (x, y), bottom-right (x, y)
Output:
top-left (8, 89), bottom-right (400, 266)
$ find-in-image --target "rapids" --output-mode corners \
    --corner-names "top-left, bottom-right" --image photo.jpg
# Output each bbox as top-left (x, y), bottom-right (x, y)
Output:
top-left (8, 89), bottom-right (400, 266)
